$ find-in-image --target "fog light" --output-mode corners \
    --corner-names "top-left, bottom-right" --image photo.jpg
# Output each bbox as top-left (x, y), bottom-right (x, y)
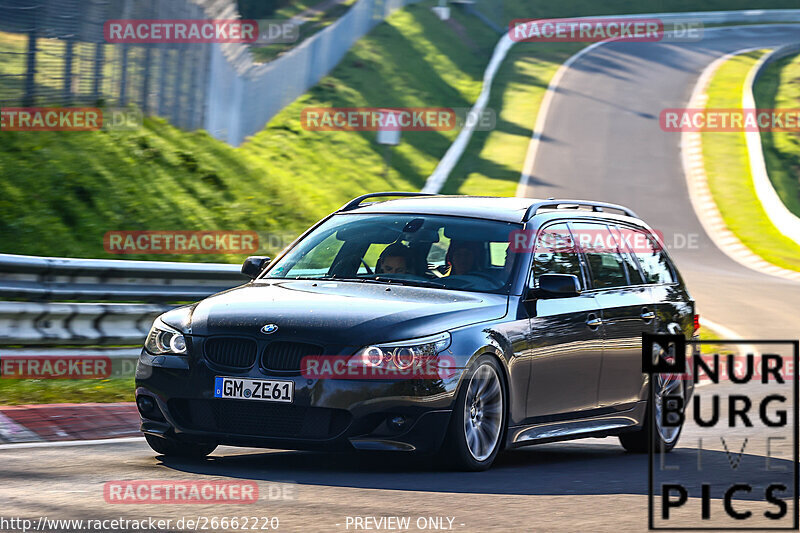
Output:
top-left (137, 395), bottom-right (155, 414)
top-left (389, 415), bottom-right (407, 431)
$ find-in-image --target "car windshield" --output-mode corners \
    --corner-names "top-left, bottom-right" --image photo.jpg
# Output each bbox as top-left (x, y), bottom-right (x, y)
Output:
top-left (264, 214), bottom-right (522, 294)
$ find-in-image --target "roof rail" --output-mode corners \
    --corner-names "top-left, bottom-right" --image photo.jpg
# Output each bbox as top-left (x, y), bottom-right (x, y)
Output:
top-left (339, 191), bottom-right (437, 212)
top-left (523, 199), bottom-right (639, 222)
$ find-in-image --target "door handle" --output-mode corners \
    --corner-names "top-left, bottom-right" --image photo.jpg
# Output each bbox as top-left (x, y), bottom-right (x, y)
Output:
top-left (640, 309), bottom-right (655, 322)
top-left (586, 315), bottom-right (602, 328)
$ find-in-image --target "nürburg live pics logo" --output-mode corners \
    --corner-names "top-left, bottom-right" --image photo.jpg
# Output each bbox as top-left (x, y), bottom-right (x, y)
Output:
top-left (644, 333), bottom-right (799, 530)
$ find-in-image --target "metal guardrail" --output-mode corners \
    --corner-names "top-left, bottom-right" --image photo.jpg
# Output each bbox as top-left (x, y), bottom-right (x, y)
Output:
top-left (0, 253), bottom-right (247, 348)
top-left (0, 253), bottom-right (245, 302)
top-left (0, 301), bottom-right (170, 345)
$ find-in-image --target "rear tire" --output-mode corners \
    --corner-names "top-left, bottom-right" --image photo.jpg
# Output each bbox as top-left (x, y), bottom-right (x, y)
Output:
top-left (439, 355), bottom-right (506, 471)
top-left (622, 336), bottom-right (688, 453)
top-left (144, 434), bottom-right (217, 458)
top-left (619, 406), bottom-right (662, 453)
top-left (620, 379), bottom-right (685, 453)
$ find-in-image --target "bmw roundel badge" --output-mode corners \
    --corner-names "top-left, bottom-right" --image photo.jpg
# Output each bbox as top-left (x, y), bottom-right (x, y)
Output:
top-left (261, 323), bottom-right (279, 335)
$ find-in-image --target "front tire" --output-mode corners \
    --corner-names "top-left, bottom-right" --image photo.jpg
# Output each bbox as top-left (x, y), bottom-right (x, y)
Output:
top-left (144, 434), bottom-right (217, 458)
top-left (439, 355), bottom-right (506, 471)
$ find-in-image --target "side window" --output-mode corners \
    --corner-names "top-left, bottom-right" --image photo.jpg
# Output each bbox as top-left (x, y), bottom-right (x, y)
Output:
top-left (609, 225), bottom-right (645, 285)
top-left (531, 223), bottom-right (583, 287)
top-left (629, 230), bottom-right (674, 284)
top-left (570, 222), bottom-right (628, 289)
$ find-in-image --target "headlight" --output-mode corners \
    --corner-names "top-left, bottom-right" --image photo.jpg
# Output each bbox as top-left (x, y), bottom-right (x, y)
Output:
top-left (144, 318), bottom-right (188, 355)
top-left (353, 332), bottom-right (451, 369)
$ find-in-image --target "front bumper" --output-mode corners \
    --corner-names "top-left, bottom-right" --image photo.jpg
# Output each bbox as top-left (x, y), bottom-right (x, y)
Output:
top-left (135, 352), bottom-right (460, 454)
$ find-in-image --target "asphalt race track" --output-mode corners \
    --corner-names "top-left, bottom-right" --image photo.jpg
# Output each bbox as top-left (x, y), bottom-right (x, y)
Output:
top-left (520, 24), bottom-right (800, 341)
top-left (1, 377), bottom-right (794, 532)
top-left (1, 24), bottom-right (798, 533)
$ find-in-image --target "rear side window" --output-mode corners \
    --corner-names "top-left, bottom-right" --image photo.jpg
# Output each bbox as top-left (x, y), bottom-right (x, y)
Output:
top-left (626, 229), bottom-right (674, 284)
top-left (531, 223), bottom-right (583, 287)
top-left (609, 225), bottom-right (645, 285)
top-left (569, 222), bottom-right (628, 289)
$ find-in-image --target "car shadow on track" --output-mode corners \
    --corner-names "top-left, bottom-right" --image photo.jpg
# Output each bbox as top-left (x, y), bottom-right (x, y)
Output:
top-left (156, 439), bottom-right (794, 500)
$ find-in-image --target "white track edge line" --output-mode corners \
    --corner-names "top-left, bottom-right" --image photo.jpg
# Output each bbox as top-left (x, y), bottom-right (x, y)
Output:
top-left (0, 436), bottom-right (142, 450)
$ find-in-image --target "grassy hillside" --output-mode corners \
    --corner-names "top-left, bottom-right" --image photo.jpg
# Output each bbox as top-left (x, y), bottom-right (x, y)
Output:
top-left (443, 42), bottom-right (583, 196)
top-left (0, 3), bottom-right (498, 262)
top-left (2, 0), bottom-right (798, 264)
top-left (702, 51), bottom-right (800, 272)
top-left (753, 52), bottom-right (800, 218)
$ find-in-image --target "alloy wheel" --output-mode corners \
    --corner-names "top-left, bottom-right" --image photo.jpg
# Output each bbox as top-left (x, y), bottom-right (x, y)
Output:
top-left (462, 363), bottom-right (504, 461)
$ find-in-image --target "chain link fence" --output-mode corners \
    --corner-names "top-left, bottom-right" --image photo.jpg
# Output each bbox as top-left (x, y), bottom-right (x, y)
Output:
top-left (0, 0), bottom-right (212, 130)
top-left (0, 0), bottom-right (418, 142)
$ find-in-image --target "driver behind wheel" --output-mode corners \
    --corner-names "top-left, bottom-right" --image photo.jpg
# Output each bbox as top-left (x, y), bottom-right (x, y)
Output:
top-left (445, 240), bottom-right (486, 276)
top-left (376, 243), bottom-right (415, 275)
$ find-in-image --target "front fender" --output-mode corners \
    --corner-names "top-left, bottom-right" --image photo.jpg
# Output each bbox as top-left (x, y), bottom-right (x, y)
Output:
top-left (446, 321), bottom-right (527, 429)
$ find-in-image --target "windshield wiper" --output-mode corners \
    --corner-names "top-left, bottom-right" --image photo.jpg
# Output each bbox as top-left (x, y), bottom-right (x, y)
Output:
top-left (287, 276), bottom-right (444, 289)
top-left (311, 276), bottom-right (368, 282)
top-left (310, 276), bottom-right (444, 288)
top-left (371, 277), bottom-right (444, 288)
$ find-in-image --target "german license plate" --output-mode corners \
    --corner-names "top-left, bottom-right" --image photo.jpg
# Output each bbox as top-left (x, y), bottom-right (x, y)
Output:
top-left (214, 376), bottom-right (294, 403)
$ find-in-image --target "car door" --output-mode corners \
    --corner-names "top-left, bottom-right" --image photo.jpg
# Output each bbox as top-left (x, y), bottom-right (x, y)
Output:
top-left (570, 221), bottom-right (655, 408)
top-left (526, 222), bottom-right (603, 419)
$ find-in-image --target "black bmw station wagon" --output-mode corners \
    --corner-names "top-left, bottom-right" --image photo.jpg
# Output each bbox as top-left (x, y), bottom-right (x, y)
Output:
top-left (135, 193), bottom-right (695, 470)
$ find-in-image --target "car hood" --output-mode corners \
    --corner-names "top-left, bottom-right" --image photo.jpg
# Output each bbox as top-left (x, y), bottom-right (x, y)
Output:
top-left (182, 280), bottom-right (508, 346)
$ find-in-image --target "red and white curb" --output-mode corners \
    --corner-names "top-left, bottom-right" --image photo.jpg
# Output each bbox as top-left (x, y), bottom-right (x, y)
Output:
top-left (0, 403), bottom-right (139, 444)
top-left (0, 412), bottom-right (42, 443)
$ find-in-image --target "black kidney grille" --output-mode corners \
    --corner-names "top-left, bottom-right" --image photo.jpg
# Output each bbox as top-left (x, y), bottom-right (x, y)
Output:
top-left (205, 337), bottom-right (257, 368)
top-left (261, 341), bottom-right (323, 372)
top-left (168, 399), bottom-right (351, 439)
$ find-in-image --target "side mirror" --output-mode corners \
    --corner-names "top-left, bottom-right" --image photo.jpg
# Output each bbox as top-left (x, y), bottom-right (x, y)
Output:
top-left (533, 273), bottom-right (581, 298)
top-left (241, 256), bottom-right (271, 279)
